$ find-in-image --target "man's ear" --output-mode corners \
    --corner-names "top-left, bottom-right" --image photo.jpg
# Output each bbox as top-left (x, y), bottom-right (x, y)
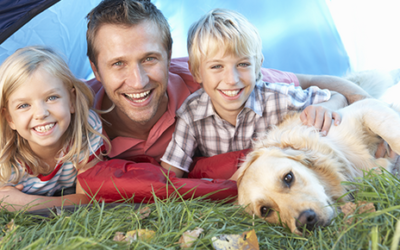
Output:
top-left (90, 60), bottom-right (101, 82)
top-left (69, 88), bottom-right (76, 114)
top-left (188, 61), bottom-right (202, 84)
top-left (3, 108), bottom-right (16, 130)
top-left (167, 50), bottom-right (172, 68)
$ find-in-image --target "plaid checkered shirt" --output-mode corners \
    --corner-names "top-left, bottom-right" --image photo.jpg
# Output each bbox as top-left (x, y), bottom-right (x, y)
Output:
top-left (161, 81), bottom-right (331, 172)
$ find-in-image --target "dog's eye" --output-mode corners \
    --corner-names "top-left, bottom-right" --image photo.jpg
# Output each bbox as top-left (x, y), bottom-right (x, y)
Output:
top-left (283, 171), bottom-right (294, 186)
top-left (260, 206), bottom-right (272, 217)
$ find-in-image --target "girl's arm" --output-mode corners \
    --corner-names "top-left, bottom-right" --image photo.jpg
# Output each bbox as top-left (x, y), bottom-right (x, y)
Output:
top-left (0, 157), bottom-right (102, 212)
top-left (0, 185), bottom-right (89, 212)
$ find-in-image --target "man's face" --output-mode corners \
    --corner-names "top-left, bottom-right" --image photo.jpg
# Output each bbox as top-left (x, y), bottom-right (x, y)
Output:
top-left (91, 21), bottom-right (171, 125)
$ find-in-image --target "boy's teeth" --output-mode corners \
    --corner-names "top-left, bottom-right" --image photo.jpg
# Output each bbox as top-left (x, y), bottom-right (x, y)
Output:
top-left (126, 91), bottom-right (151, 99)
top-left (34, 123), bottom-right (55, 132)
top-left (221, 90), bottom-right (240, 96)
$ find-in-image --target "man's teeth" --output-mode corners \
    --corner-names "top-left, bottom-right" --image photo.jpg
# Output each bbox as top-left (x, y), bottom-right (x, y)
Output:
top-left (221, 90), bottom-right (240, 97)
top-left (126, 90), bottom-right (151, 102)
top-left (34, 123), bottom-right (55, 132)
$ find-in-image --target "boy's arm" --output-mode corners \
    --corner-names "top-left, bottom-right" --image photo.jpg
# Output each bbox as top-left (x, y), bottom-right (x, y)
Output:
top-left (161, 161), bottom-right (185, 178)
top-left (296, 74), bottom-right (371, 104)
top-left (160, 115), bottom-right (198, 178)
top-left (300, 91), bottom-right (347, 135)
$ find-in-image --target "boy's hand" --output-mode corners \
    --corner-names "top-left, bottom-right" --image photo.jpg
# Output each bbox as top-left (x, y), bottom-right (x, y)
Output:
top-left (300, 105), bottom-right (341, 136)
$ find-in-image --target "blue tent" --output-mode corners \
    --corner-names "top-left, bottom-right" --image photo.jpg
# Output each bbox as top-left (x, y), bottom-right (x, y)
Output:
top-left (0, 0), bottom-right (352, 80)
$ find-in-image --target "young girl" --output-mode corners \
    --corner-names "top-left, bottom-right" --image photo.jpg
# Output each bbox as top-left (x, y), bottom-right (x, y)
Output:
top-left (0, 46), bottom-right (110, 211)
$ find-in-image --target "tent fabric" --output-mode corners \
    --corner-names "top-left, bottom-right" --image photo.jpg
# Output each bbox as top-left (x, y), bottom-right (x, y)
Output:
top-left (0, 0), bottom-right (350, 79)
top-left (0, 0), bottom-right (60, 44)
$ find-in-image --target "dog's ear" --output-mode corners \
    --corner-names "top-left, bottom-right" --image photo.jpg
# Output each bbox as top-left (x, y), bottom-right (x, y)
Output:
top-left (237, 149), bottom-right (266, 187)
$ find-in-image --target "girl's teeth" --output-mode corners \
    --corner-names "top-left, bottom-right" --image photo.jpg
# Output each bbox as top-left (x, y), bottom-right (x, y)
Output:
top-left (222, 90), bottom-right (240, 96)
top-left (34, 123), bottom-right (55, 132)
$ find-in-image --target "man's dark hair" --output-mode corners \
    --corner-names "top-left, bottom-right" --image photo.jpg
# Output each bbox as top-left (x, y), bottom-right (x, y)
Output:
top-left (86, 0), bottom-right (172, 67)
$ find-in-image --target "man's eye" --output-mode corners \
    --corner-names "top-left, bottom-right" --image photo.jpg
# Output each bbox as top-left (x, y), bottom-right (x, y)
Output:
top-left (113, 61), bottom-right (123, 66)
top-left (18, 104), bottom-right (29, 109)
top-left (145, 57), bottom-right (155, 62)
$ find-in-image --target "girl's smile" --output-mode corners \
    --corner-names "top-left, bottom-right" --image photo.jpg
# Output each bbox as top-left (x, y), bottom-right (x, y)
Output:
top-left (32, 122), bottom-right (56, 134)
top-left (5, 67), bottom-right (75, 155)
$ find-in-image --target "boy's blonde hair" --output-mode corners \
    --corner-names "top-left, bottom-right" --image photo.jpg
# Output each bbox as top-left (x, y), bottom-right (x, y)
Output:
top-left (0, 46), bottom-right (109, 185)
top-left (187, 8), bottom-right (263, 82)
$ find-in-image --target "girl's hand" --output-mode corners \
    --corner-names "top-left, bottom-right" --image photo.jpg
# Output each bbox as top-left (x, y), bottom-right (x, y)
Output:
top-left (14, 184), bottom-right (24, 191)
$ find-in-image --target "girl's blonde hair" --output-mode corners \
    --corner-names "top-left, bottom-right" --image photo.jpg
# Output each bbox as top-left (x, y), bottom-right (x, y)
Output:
top-left (0, 46), bottom-right (109, 185)
top-left (187, 8), bottom-right (264, 82)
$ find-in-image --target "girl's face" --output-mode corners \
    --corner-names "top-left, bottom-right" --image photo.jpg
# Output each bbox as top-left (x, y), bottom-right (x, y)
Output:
top-left (5, 67), bottom-right (75, 154)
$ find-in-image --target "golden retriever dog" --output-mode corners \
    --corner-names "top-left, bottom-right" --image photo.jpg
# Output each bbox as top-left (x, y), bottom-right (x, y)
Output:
top-left (236, 98), bottom-right (400, 235)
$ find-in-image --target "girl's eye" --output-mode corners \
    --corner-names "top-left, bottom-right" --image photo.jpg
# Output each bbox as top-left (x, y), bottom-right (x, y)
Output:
top-left (48, 96), bottom-right (58, 101)
top-left (18, 104), bottom-right (29, 109)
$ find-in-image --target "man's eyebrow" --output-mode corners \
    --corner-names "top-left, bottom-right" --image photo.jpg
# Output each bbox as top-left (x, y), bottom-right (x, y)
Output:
top-left (142, 51), bottom-right (164, 58)
top-left (108, 56), bottom-right (125, 63)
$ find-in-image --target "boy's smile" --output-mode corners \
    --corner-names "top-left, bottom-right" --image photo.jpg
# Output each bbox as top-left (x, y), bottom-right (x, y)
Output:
top-left (195, 52), bottom-right (257, 125)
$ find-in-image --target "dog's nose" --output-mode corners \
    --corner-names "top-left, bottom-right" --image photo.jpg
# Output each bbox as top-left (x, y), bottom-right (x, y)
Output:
top-left (296, 209), bottom-right (318, 232)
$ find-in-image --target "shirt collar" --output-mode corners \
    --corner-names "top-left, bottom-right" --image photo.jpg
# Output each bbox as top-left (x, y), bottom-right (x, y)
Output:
top-left (193, 89), bottom-right (217, 121)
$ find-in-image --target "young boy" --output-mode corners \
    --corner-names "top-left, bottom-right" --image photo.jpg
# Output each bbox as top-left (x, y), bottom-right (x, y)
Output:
top-left (161, 8), bottom-right (347, 178)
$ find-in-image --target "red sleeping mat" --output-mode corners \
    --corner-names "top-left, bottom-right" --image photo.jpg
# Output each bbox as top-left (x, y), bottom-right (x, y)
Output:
top-left (77, 149), bottom-right (250, 203)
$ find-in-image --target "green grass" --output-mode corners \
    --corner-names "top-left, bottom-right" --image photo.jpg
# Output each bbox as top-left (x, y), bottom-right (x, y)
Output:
top-left (1, 169), bottom-right (400, 249)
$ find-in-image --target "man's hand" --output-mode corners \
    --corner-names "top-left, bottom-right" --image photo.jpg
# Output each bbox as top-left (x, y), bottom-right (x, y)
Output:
top-left (375, 141), bottom-right (400, 174)
top-left (300, 105), bottom-right (341, 136)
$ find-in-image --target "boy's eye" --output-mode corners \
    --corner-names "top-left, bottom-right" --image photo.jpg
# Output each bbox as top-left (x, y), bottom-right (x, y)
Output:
top-left (17, 103), bottom-right (30, 109)
top-left (238, 63), bottom-right (250, 67)
top-left (211, 65), bottom-right (222, 69)
top-left (47, 96), bottom-right (59, 101)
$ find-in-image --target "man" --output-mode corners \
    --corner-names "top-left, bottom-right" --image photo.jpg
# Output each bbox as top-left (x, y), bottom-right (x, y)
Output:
top-left (79, 0), bottom-right (400, 203)
top-left (85, 0), bottom-right (370, 163)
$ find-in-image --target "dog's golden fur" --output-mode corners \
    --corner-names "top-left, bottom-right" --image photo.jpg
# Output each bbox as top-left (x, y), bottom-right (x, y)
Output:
top-left (237, 98), bottom-right (400, 234)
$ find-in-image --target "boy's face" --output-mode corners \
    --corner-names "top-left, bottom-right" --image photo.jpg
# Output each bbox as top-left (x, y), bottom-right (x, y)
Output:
top-left (195, 51), bottom-right (257, 123)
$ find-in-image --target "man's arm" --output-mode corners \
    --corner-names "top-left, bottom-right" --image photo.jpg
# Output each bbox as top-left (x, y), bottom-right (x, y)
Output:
top-left (296, 74), bottom-right (371, 104)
